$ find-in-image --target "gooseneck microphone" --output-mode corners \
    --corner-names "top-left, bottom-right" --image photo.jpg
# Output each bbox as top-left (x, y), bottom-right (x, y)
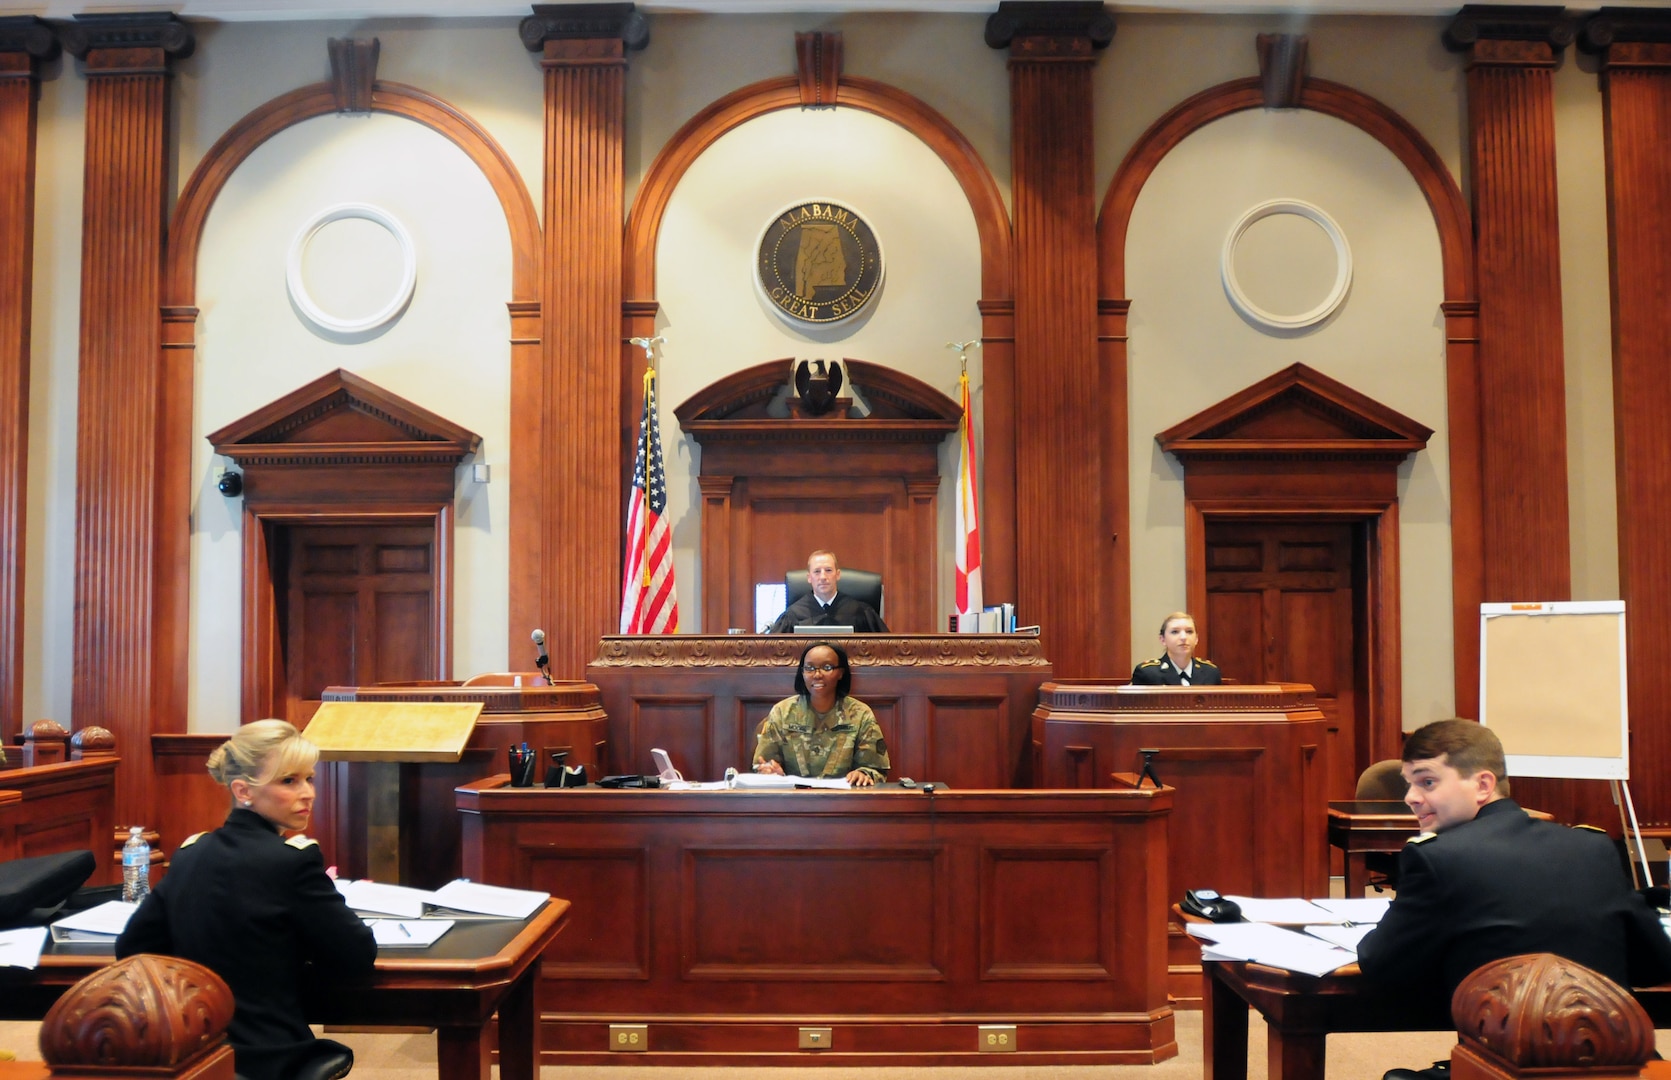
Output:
top-left (531, 628), bottom-right (552, 684)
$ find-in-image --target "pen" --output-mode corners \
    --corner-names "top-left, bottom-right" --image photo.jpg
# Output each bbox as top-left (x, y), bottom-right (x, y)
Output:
top-left (398, 922), bottom-right (412, 938)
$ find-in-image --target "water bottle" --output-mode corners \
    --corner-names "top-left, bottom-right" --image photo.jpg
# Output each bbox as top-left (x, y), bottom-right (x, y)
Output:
top-left (122, 826), bottom-right (151, 904)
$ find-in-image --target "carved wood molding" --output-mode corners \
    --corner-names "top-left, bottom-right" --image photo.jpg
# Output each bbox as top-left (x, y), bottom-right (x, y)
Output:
top-left (0, 15), bottom-right (58, 59)
top-left (41, 954), bottom-right (234, 1067)
top-left (984, 2), bottom-right (1116, 52)
top-left (1038, 682), bottom-right (1319, 712)
top-left (322, 681), bottom-right (604, 713)
top-left (56, 12), bottom-right (195, 65)
top-left (1443, 5), bottom-right (1578, 56)
top-left (592, 634), bottom-right (1052, 669)
top-left (328, 37), bottom-right (379, 112)
top-left (675, 358), bottom-right (960, 428)
top-left (1257, 33), bottom-right (1308, 108)
top-left (519, 2), bottom-right (649, 52)
top-left (1452, 953), bottom-right (1653, 1068)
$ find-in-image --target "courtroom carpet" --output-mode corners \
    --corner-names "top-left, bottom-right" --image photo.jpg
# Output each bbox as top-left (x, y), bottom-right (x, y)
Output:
top-left (1, 1010), bottom-right (1535, 1079)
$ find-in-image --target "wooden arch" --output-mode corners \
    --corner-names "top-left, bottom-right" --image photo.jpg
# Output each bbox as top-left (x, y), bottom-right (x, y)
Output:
top-left (1095, 73), bottom-right (1483, 721)
top-left (153, 80), bottom-right (543, 703)
top-left (623, 74), bottom-right (1011, 302)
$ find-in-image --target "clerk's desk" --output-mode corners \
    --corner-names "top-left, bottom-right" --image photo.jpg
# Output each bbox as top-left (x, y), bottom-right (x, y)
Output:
top-left (0, 900), bottom-right (569, 1080)
top-left (457, 776), bottom-right (1172, 1066)
top-left (587, 633), bottom-right (1052, 787)
top-left (1203, 957), bottom-right (1671, 1080)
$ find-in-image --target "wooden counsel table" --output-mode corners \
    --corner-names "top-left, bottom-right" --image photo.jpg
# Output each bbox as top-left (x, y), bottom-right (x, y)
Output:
top-left (1203, 958), bottom-right (1671, 1080)
top-left (0, 901), bottom-right (569, 1080)
top-left (457, 777), bottom-right (1172, 1066)
top-left (1328, 800), bottom-right (1555, 897)
top-left (586, 633), bottom-right (1052, 788)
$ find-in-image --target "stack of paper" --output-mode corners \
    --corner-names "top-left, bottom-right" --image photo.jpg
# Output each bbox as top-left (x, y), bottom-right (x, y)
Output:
top-left (335, 880), bottom-right (432, 919)
top-left (729, 773), bottom-right (850, 790)
top-left (335, 878), bottom-right (549, 921)
top-left (364, 918), bottom-right (454, 947)
top-left (1222, 896), bottom-right (1388, 925)
top-left (49, 900), bottom-right (139, 943)
top-left (0, 926), bottom-right (49, 969)
top-left (1186, 921), bottom-right (1357, 977)
top-left (429, 880), bottom-right (548, 920)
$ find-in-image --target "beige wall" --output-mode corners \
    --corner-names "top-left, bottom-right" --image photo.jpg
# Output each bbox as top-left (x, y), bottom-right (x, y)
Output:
top-left (18, 11), bottom-right (1625, 734)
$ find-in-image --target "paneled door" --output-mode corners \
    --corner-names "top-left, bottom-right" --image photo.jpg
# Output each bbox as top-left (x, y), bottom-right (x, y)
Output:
top-left (281, 524), bottom-right (439, 724)
top-left (1204, 521), bottom-right (1365, 818)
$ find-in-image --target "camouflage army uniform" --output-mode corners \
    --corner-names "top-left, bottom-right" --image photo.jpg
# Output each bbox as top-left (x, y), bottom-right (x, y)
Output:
top-left (752, 695), bottom-right (890, 783)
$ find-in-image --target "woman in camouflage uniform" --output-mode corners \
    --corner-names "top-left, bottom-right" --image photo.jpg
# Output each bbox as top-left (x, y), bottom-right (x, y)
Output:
top-left (751, 640), bottom-right (890, 786)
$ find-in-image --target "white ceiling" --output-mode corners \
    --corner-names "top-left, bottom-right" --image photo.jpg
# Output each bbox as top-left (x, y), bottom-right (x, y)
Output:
top-left (3, 0), bottom-right (1661, 24)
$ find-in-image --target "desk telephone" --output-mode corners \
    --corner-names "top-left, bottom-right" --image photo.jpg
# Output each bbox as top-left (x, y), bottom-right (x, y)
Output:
top-left (1182, 888), bottom-right (1242, 923)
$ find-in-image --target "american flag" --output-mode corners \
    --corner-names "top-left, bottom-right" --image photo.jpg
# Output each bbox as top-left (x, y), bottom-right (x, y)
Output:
top-left (955, 366), bottom-right (982, 616)
top-left (619, 366), bottom-right (679, 634)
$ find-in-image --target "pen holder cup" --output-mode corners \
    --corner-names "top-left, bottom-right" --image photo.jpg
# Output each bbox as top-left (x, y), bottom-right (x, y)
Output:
top-left (508, 748), bottom-right (537, 787)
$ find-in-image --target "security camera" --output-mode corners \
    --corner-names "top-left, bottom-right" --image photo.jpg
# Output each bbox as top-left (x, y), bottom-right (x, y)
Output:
top-left (217, 470), bottom-right (243, 498)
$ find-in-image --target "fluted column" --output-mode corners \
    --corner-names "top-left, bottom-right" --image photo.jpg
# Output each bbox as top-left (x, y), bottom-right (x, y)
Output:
top-left (1581, 10), bottom-right (1671, 826)
top-left (988, 2), bottom-right (1113, 678)
top-left (0, 19), bottom-right (55, 747)
top-left (1444, 6), bottom-right (1577, 603)
top-left (59, 13), bottom-right (194, 832)
top-left (518, 4), bottom-right (646, 676)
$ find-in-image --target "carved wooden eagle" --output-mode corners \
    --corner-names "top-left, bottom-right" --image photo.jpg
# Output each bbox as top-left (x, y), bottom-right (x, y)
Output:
top-left (794, 358), bottom-right (843, 416)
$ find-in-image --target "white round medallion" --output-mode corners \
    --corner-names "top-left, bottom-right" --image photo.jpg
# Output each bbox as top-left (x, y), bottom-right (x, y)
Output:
top-left (286, 203), bottom-right (417, 334)
top-left (1220, 199), bottom-right (1352, 331)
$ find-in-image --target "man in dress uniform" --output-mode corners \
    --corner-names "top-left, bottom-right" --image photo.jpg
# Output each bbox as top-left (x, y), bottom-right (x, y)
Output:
top-left (1358, 719), bottom-right (1671, 1080)
top-left (767, 550), bottom-right (889, 633)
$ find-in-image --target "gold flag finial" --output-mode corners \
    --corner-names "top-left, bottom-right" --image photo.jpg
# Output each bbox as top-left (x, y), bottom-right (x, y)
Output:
top-left (945, 339), bottom-right (980, 377)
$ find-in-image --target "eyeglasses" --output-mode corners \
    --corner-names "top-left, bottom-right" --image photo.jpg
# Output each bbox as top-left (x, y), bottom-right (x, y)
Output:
top-left (802, 663), bottom-right (841, 673)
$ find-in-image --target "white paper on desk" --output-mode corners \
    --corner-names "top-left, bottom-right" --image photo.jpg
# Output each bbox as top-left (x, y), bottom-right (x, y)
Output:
top-left (1223, 897), bottom-right (1335, 925)
top-left (729, 773), bottom-right (850, 790)
top-left (1304, 924), bottom-right (1375, 951)
top-left (1189, 922), bottom-right (1356, 977)
top-left (335, 880), bottom-right (435, 919)
top-left (365, 918), bottom-right (453, 947)
top-left (50, 900), bottom-right (139, 942)
top-left (663, 779), bottom-right (731, 790)
top-left (0, 925), bottom-right (49, 968)
top-left (430, 880), bottom-right (548, 920)
top-left (1308, 898), bottom-right (1390, 924)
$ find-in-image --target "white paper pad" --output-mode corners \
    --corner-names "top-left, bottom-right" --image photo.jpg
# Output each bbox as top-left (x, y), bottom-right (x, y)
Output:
top-left (429, 880), bottom-right (548, 920)
top-left (50, 900), bottom-right (140, 942)
top-left (730, 772), bottom-right (850, 790)
top-left (0, 926), bottom-right (49, 969)
top-left (335, 880), bottom-right (436, 919)
top-left (1304, 924), bottom-right (1376, 951)
top-left (366, 918), bottom-right (453, 947)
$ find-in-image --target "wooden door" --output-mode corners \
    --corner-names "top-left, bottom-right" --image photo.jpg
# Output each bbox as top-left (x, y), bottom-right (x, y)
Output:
top-left (281, 524), bottom-right (438, 721)
top-left (1203, 522), bottom-right (1363, 813)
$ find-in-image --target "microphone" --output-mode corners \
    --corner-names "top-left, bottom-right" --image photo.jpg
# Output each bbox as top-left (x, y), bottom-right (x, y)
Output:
top-left (531, 628), bottom-right (552, 684)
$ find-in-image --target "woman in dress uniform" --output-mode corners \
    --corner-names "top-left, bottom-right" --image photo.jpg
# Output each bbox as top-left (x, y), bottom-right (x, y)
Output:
top-left (1129, 611), bottom-right (1222, 686)
top-left (752, 640), bottom-right (891, 786)
top-left (117, 720), bottom-right (376, 1080)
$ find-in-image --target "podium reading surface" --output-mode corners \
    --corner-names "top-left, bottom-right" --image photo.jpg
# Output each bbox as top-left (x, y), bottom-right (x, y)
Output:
top-left (303, 701), bottom-right (481, 762)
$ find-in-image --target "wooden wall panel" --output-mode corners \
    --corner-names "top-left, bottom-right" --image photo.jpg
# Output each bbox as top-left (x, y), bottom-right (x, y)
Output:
top-left (0, 20), bottom-right (54, 746)
top-left (60, 15), bottom-right (194, 834)
top-left (1583, 13), bottom-right (1671, 827)
top-left (992, 4), bottom-right (1115, 679)
top-left (522, 9), bottom-right (643, 677)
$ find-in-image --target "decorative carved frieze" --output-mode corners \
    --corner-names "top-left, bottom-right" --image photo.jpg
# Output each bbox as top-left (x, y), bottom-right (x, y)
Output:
top-left (1444, 5), bottom-right (1578, 54)
top-left (795, 31), bottom-right (842, 107)
top-left (1256, 33), bottom-right (1308, 108)
top-left (592, 634), bottom-right (1052, 669)
top-left (984, 2), bottom-right (1115, 51)
top-left (328, 37), bottom-right (379, 113)
top-left (57, 11), bottom-right (194, 64)
top-left (520, 2), bottom-right (648, 52)
top-left (1452, 953), bottom-right (1653, 1068)
top-left (0, 15), bottom-right (58, 60)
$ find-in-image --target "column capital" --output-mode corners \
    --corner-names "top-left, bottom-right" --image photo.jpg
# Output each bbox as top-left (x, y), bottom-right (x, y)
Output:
top-left (0, 16), bottom-right (59, 61)
top-left (58, 12), bottom-right (194, 64)
top-left (1581, 9), bottom-right (1671, 67)
top-left (520, 3), bottom-right (648, 52)
top-left (985, 2), bottom-right (1114, 58)
top-left (1444, 5), bottom-right (1577, 59)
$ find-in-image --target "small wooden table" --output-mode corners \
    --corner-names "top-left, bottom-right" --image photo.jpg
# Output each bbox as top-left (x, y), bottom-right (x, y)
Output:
top-left (0, 900), bottom-right (569, 1080)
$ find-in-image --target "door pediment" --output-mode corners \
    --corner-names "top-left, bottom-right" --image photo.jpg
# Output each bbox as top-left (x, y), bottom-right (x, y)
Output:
top-left (207, 368), bottom-right (480, 467)
top-left (1157, 363), bottom-right (1432, 462)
